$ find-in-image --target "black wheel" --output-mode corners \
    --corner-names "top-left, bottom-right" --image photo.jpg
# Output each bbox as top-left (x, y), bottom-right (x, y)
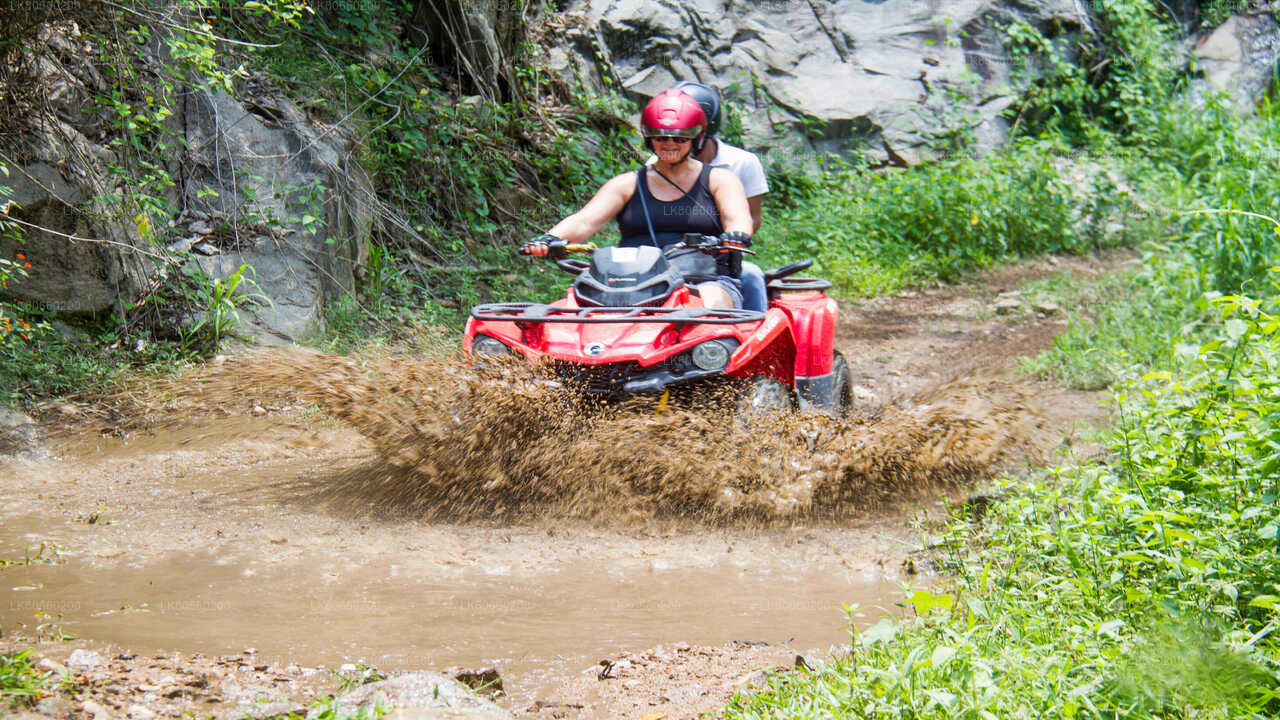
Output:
top-left (735, 376), bottom-right (796, 421)
top-left (832, 351), bottom-right (853, 416)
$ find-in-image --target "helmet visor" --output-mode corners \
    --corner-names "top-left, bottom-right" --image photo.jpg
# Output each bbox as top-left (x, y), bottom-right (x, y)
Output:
top-left (642, 123), bottom-right (703, 140)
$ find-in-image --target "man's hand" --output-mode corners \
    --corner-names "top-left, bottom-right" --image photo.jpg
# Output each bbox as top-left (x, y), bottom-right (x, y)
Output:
top-left (519, 234), bottom-right (568, 259)
top-left (716, 231), bottom-right (752, 277)
top-left (718, 231), bottom-right (752, 250)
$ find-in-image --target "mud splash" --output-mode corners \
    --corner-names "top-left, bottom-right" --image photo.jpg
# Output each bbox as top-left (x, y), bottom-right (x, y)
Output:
top-left (151, 348), bottom-right (1051, 522)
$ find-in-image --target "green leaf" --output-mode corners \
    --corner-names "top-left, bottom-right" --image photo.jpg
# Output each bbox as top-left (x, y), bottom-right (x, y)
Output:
top-left (1226, 317), bottom-right (1249, 341)
top-left (1248, 595), bottom-right (1280, 610)
top-left (930, 645), bottom-right (957, 669)
top-left (858, 619), bottom-right (898, 646)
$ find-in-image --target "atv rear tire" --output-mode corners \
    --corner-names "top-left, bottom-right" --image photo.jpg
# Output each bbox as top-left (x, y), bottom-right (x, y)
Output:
top-left (735, 377), bottom-right (796, 422)
top-left (832, 351), bottom-right (853, 416)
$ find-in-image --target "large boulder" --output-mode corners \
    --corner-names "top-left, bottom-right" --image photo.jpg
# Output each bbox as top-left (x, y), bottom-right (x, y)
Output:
top-left (0, 21), bottom-right (374, 342)
top-left (554, 0), bottom-right (1095, 164)
top-left (180, 89), bottom-right (373, 342)
top-left (0, 22), bottom-right (152, 314)
top-left (1191, 12), bottom-right (1280, 110)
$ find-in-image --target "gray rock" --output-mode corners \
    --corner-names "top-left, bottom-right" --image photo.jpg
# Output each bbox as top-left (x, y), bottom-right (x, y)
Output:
top-left (332, 672), bottom-right (513, 720)
top-left (166, 236), bottom-right (197, 254)
top-left (1033, 301), bottom-right (1061, 315)
top-left (0, 407), bottom-right (39, 456)
top-left (1191, 13), bottom-right (1280, 111)
top-left (182, 89), bottom-right (375, 341)
top-left (2, 23), bottom-right (377, 343)
top-left (993, 297), bottom-right (1023, 314)
top-left (67, 648), bottom-right (103, 669)
top-left (564, 0), bottom-right (1095, 163)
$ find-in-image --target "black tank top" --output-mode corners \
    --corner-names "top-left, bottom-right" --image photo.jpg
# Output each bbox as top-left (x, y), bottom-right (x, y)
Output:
top-left (616, 164), bottom-right (722, 248)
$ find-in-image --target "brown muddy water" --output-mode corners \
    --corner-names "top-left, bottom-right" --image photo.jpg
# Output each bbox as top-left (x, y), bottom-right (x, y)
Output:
top-left (2, 510), bottom-right (898, 695)
top-left (1, 348), bottom-right (1059, 709)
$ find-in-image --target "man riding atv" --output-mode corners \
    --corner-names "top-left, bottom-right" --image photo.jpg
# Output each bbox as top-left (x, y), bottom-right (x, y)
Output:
top-left (522, 89), bottom-right (753, 308)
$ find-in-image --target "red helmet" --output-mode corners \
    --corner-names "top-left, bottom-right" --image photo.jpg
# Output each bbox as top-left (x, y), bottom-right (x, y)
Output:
top-left (640, 89), bottom-right (706, 150)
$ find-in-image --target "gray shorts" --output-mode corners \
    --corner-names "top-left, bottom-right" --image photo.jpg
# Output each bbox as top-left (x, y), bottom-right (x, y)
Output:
top-left (707, 275), bottom-right (744, 308)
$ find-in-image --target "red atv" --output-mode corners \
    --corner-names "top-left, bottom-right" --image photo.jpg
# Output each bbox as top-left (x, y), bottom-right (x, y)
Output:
top-left (464, 236), bottom-right (852, 415)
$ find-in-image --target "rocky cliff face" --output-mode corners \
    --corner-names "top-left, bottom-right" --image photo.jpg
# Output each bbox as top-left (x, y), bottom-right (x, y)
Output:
top-left (0, 20), bottom-right (374, 342)
top-left (552, 0), bottom-right (1097, 164)
top-left (551, 1), bottom-right (1280, 165)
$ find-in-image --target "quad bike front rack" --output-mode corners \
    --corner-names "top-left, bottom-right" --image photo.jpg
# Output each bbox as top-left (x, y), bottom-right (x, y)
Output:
top-left (471, 303), bottom-right (765, 326)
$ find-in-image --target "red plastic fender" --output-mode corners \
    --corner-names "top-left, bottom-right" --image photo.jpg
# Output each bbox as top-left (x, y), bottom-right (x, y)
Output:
top-left (779, 293), bottom-right (838, 377)
top-left (726, 308), bottom-right (790, 374)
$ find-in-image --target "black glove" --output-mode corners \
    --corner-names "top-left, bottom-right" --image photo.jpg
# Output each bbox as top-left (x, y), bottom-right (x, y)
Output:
top-left (716, 231), bottom-right (752, 277)
top-left (519, 233), bottom-right (567, 260)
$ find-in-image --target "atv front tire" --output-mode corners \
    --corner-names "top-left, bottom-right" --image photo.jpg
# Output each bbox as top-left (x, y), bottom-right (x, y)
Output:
top-left (832, 351), bottom-right (853, 416)
top-left (735, 376), bottom-right (796, 422)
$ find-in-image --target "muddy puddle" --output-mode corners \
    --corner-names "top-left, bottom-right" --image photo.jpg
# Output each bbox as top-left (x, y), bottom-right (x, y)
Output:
top-left (1, 341), bottom-right (1083, 716)
top-left (3, 509), bottom-right (898, 704)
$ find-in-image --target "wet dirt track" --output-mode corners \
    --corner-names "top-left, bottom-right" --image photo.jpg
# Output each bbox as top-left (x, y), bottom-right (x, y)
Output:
top-left (0, 252), bottom-right (1127, 719)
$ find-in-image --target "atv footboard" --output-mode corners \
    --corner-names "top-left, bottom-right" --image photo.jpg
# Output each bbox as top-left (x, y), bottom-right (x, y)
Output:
top-left (471, 303), bottom-right (765, 325)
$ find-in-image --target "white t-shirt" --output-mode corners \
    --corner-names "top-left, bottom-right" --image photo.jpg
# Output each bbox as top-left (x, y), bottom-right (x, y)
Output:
top-left (646, 140), bottom-right (769, 198)
top-left (709, 141), bottom-right (769, 199)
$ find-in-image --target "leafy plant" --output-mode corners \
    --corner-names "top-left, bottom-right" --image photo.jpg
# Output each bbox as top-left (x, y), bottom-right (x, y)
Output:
top-left (182, 263), bottom-right (271, 350)
top-left (0, 650), bottom-right (48, 709)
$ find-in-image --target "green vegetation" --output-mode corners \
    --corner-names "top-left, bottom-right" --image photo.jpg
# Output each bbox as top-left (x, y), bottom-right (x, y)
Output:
top-left (724, 1), bottom-right (1280, 716)
top-left (0, 649), bottom-right (48, 709)
top-left (759, 138), bottom-right (1132, 296)
top-left (726, 282), bottom-right (1280, 718)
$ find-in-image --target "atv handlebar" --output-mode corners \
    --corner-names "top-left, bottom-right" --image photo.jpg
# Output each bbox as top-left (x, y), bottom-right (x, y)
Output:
top-left (677, 233), bottom-right (756, 256)
top-left (519, 241), bottom-right (597, 258)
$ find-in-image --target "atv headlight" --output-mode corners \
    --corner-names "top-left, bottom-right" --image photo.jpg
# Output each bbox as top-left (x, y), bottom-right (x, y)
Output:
top-left (690, 340), bottom-right (731, 371)
top-left (472, 335), bottom-right (512, 357)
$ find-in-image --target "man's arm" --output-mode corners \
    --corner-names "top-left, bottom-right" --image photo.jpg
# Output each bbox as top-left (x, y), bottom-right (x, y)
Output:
top-left (747, 195), bottom-right (763, 234)
top-left (708, 168), bottom-right (752, 235)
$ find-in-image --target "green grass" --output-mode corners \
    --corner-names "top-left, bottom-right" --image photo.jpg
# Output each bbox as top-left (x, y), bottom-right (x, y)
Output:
top-left (0, 650), bottom-right (49, 710)
top-left (755, 137), bottom-right (1135, 298)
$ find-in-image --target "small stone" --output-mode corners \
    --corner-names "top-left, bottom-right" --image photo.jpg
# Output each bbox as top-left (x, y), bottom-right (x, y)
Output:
top-left (250, 405), bottom-right (267, 416)
top-left (188, 220), bottom-right (213, 235)
top-left (243, 648), bottom-right (257, 655)
top-left (339, 663), bottom-right (357, 672)
top-left (38, 658), bottom-right (68, 675)
top-left (68, 649), bottom-right (102, 669)
top-left (128, 704), bottom-right (157, 720)
top-left (452, 667), bottom-right (503, 694)
top-left (993, 297), bottom-right (1023, 315)
top-left (81, 699), bottom-right (111, 720)
top-left (192, 241), bottom-right (219, 256)
top-left (166, 236), bottom-right (196, 254)
top-left (1033, 301), bottom-right (1061, 315)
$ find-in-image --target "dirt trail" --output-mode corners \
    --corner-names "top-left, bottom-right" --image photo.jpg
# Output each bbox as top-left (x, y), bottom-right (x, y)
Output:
top-left (0, 251), bottom-right (1128, 719)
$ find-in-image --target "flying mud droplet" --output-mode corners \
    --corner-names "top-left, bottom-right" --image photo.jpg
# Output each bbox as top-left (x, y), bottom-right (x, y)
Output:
top-left (155, 348), bottom-right (1052, 522)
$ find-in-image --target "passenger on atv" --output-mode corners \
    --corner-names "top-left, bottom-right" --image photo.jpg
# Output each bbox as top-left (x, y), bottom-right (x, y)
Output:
top-left (521, 88), bottom-right (753, 308)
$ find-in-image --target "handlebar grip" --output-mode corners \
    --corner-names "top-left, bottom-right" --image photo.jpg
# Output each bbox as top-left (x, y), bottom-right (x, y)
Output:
top-left (519, 244), bottom-right (547, 257)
